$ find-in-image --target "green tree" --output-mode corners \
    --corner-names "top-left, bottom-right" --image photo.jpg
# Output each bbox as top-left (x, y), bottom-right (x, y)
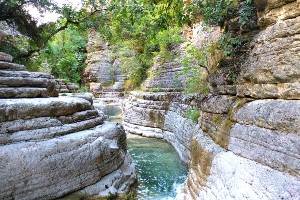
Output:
top-left (28, 25), bottom-right (87, 85)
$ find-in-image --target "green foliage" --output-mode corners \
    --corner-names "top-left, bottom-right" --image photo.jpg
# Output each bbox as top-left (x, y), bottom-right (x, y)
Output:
top-left (181, 44), bottom-right (210, 94)
top-left (184, 108), bottom-right (200, 123)
top-left (154, 27), bottom-right (184, 63)
top-left (28, 25), bottom-right (87, 85)
top-left (156, 27), bottom-right (184, 52)
top-left (217, 33), bottom-right (246, 56)
top-left (185, 0), bottom-right (255, 27)
top-left (238, 0), bottom-right (256, 25)
top-left (101, 1), bottom-right (185, 89)
top-left (107, 192), bottom-right (118, 200)
top-left (186, 0), bottom-right (238, 26)
top-left (80, 86), bottom-right (89, 93)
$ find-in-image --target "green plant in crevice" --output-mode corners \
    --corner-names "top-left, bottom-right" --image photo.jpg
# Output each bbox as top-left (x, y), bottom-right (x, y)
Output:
top-left (238, 0), bottom-right (256, 26)
top-left (107, 192), bottom-right (118, 200)
top-left (217, 33), bottom-right (247, 56)
top-left (80, 86), bottom-right (89, 93)
top-left (184, 108), bottom-right (200, 123)
top-left (181, 44), bottom-right (210, 94)
top-left (184, 0), bottom-right (239, 26)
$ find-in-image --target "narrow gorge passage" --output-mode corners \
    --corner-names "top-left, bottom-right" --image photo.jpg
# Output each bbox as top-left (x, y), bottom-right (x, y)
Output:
top-left (106, 103), bottom-right (188, 199)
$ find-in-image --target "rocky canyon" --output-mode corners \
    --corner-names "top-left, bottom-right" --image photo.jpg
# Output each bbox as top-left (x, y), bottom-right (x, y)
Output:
top-left (84, 0), bottom-right (300, 199)
top-left (0, 0), bottom-right (300, 199)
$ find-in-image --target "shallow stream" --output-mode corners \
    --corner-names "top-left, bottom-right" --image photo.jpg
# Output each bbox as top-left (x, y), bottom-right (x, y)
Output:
top-left (127, 135), bottom-right (188, 200)
top-left (106, 104), bottom-right (188, 199)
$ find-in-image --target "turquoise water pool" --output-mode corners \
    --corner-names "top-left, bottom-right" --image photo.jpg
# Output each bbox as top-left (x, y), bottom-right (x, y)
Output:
top-left (127, 135), bottom-right (188, 200)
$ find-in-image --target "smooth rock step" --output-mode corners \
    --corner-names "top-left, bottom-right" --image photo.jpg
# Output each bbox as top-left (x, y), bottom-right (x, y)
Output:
top-left (1, 117), bottom-right (103, 145)
top-left (0, 77), bottom-right (56, 88)
top-left (234, 99), bottom-right (300, 134)
top-left (0, 87), bottom-right (57, 98)
top-left (230, 123), bottom-right (300, 176)
top-left (0, 122), bottom-right (128, 200)
top-left (0, 61), bottom-right (26, 71)
top-left (0, 97), bottom-right (92, 122)
top-left (0, 70), bottom-right (53, 78)
top-left (0, 52), bottom-right (12, 62)
top-left (0, 110), bottom-right (100, 134)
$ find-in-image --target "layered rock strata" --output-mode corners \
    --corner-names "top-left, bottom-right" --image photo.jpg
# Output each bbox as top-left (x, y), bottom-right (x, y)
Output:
top-left (124, 92), bottom-right (201, 162)
top-left (83, 29), bottom-right (127, 101)
top-left (0, 53), bottom-right (136, 200)
top-left (55, 79), bottom-right (80, 93)
top-left (143, 47), bottom-right (187, 92)
top-left (0, 59), bottom-right (58, 98)
top-left (185, 0), bottom-right (300, 198)
top-left (123, 1), bottom-right (300, 199)
top-left (124, 92), bottom-right (300, 199)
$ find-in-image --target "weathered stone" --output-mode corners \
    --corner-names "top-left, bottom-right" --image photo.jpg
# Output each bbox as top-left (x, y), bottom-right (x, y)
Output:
top-left (0, 52), bottom-right (136, 199)
top-left (0, 122), bottom-right (134, 200)
top-left (143, 45), bottom-right (186, 92)
top-left (0, 61), bottom-right (26, 71)
top-left (240, 17), bottom-right (300, 84)
top-left (180, 150), bottom-right (300, 200)
top-left (0, 77), bottom-right (55, 88)
top-left (0, 58), bottom-right (58, 98)
top-left (210, 85), bottom-right (237, 95)
top-left (200, 112), bottom-right (232, 149)
top-left (237, 82), bottom-right (300, 99)
top-left (0, 97), bottom-right (92, 122)
top-left (55, 79), bottom-right (80, 93)
top-left (201, 95), bottom-right (234, 114)
top-left (229, 123), bottom-right (300, 176)
top-left (256, 0), bottom-right (300, 28)
top-left (61, 93), bottom-right (94, 105)
top-left (164, 110), bottom-right (197, 162)
top-left (0, 52), bottom-right (12, 62)
top-left (124, 100), bottom-right (166, 129)
top-left (69, 153), bottom-right (136, 198)
top-left (233, 99), bottom-right (300, 134)
top-left (0, 87), bottom-right (58, 98)
top-left (123, 92), bottom-right (200, 163)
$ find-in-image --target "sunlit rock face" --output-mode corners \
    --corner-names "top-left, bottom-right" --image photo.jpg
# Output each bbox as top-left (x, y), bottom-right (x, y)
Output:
top-left (237, 0), bottom-right (300, 99)
top-left (0, 53), bottom-right (136, 200)
top-left (178, 0), bottom-right (300, 199)
top-left (0, 58), bottom-right (58, 98)
top-left (83, 29), bottom-right (127, 101)
top-left (123, 1), bottom-right (300, 199)
top-left (123, 92), bottom-right (202, 163)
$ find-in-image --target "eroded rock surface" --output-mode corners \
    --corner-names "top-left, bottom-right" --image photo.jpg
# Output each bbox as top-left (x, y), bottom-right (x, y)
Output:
top-left (55, 79), bottom-right (80, 93)
top-left (123, 1), bottom-right (300, 198)
top-left (83, 29), bottom-right (127, 101)
top-left (0, 53), bottom-right (136, 200)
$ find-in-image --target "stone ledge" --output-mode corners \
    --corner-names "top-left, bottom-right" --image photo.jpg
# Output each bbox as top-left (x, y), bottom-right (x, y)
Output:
top-left (0, 61), bottom-right (26, 71)
top-left (0, 52), bottom-right (12, 62)
top-left (237, 83), bottom-right (300, 99)
top-left (0, 122), bottom-right (129, 200)
top-left (229, 123), bottom-right (300, 176)
top-left (233, 99), bottom-right (300, 134)
top-left (0, 97), bottom-right (92, 122)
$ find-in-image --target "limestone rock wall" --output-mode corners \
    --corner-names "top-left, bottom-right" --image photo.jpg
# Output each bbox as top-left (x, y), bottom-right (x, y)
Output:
top-left (83, 29), bottom-right (127, 100)
top-left (123, 0), bottom-right (300, 199)
top-left (0, 53), bottom-right (136, 200)
top-left (124, 92), bottom-right (202, 163)
top-left (182, 0), bottom-right (300, 199)
top-left (143, 46), bottom-right (187, 92)
top-left (0, 58), bottom-right (58, 98)
top-left (55, 79), bottom-right (80, 93)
